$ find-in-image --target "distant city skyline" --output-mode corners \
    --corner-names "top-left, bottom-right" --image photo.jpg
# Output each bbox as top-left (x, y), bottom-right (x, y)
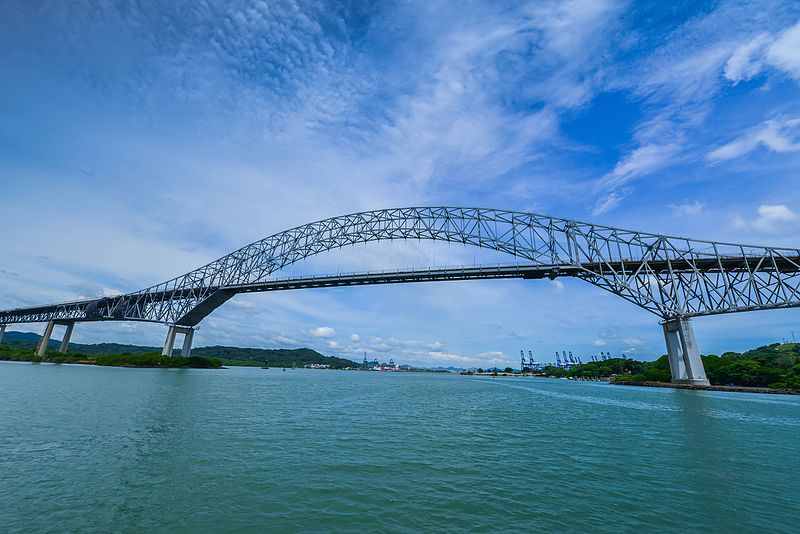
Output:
top-left (2, 1), bottom-right (800, 367)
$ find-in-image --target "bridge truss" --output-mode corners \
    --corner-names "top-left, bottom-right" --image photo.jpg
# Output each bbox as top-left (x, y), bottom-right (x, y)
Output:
top-left (2, 207), bottom-right (799, 384)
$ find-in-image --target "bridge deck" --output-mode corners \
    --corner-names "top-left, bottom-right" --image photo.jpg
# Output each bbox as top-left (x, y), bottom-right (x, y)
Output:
top-left (1, 255), bottom-right (799, 325)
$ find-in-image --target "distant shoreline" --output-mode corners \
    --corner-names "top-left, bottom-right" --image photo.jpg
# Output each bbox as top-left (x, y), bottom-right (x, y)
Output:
top-left (0, 359), bottom-right (225, 370)
top-left (0, 352), bottom-right (223, 369)
top-left (614, 380), bottom-right (800, 395)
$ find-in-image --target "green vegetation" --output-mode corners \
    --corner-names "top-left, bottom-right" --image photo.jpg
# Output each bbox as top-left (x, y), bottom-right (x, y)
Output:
top-left (1, 331), bottom-right (356, 369)
top-left (0, 345), bottom-right (222, 369)
top-left (191, 346), bottom-right (355, 369)
top-left (525, 342), bottom-right (800, 390)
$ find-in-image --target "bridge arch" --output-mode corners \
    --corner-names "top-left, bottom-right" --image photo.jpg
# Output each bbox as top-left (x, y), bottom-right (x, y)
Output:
top-left (2, 206), bottom-right (799, 386)
top-left (126, 207), bottom-right (800, 325)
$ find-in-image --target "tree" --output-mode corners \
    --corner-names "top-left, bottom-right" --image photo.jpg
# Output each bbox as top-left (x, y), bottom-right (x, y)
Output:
top-left (713, 359), bottom-right (763, 387)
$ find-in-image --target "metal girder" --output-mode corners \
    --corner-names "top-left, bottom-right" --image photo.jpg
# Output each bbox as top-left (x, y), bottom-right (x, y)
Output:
top-left (1, 207), bottom-right (799, 326)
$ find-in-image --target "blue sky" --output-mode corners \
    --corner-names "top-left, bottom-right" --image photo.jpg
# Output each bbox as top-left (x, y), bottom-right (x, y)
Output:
top-left (2, 0), bottom-right (800, 367)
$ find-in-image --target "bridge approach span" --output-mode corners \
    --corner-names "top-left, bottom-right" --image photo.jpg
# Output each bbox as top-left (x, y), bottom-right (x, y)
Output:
top-left (2, 206), bottom-right (800, 386)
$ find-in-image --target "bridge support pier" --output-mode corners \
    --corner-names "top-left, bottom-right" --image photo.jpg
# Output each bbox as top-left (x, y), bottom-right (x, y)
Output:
top-left (0, 324), bottom-right (5, 345)
top-left (162, 325), bottom-right (194, 357)
top-left (58, 321), bottom-right (74, 353)
top-left (181, 328), bottom-right (194, 358)
top-left (36, 320), bottom-right (55, 357)
top-left (662, 317), bottom-right (709, 386)
top-left (162, 326), bottom-right (177, 356)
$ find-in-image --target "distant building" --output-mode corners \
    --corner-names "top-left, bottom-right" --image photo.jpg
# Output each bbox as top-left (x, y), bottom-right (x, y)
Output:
top-left (362, 354), bottom-right (400, 371)
top-left (362, 356), bottom-right (380, 369)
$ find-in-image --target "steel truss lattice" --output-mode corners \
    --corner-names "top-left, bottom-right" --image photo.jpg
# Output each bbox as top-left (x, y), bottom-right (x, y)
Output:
top-left (1, 207), bottom-right (799, 326)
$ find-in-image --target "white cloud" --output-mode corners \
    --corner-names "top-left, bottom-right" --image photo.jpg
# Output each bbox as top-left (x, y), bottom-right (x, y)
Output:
top-left (596, 15), bottom-right (800, 215)
top-left (669, 201), bottom-right (705, 217)
top-left (733, 204), bottom-right (800, 234)
top-left (594, 144), bottom-right (679, 214)
top-left (724, 34), bottom-right (772, 83)
top-left (598, 143), bottom-right (681, 191)
top-left (707, 118), bottom-right (800, 163)
top-left (427, 351), bottom-right (473, 363)
top-left (623, 337), bottom-right (646, 347)
top-left (766, 21), bottom-right (800, 82)
top-left (593, 339), bottom-right (607, 347)
top-left (723, 22), bottom-right (800, 84)
top-left (592, 190), bottom-right (629, 216)
top-left (310, 326), bottom-right (336, 338)
top-left (349, 333), bottom-right (360, 342)
top-left (550, 280), bottom-right (565, 294)
top-left (427, 350), bottom-right (509, 366)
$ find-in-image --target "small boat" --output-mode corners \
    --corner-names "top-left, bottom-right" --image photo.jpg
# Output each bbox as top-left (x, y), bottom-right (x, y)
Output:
top-left (261, 360), bottom-right (269, 370)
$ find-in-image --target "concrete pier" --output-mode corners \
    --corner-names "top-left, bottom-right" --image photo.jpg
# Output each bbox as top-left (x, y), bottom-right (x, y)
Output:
top-left (181, 328), bottom-right (194, 358)
top-left (36, 320), bottom-right (55, 357)
top-left (162, 326), bottom-right (178, 356)
top-left (58, 322), bottom-right (75, 353)
top-left (662, 317), bottom-right (709, 386)
top-left (162, 325), bottom-right (194, 357)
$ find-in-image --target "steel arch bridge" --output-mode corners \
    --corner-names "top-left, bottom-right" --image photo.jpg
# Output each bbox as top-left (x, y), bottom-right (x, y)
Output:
top-left (2, 207), bottom-right (799, 385)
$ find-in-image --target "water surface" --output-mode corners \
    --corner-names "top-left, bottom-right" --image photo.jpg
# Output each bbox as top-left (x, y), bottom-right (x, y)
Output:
top-left (1, 362), bottom-right (798, 532)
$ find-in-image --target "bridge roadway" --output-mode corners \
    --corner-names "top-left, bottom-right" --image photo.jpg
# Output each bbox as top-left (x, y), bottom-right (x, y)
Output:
top-left (173, 254), bottom-right (800, 325)
top-left (3, 253), bottom-right (799, 328)
top-left (0, 264), bottom-right (573, 326)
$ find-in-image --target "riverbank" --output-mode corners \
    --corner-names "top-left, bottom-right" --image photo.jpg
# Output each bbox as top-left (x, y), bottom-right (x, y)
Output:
top-left (613, 380), bottom-right (800, 395)
top-left (0, 347), bottom-right (223, 369)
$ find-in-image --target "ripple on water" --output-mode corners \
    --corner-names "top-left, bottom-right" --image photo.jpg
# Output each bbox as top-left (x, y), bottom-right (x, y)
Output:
top-left (1, 364), bottom-right (799, 533)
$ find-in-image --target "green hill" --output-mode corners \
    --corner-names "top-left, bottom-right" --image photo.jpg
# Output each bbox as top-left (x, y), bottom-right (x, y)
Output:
top-left (191, 346), bottom-right (355, 368)
top-left (0, 331), bottom-right (356, 369)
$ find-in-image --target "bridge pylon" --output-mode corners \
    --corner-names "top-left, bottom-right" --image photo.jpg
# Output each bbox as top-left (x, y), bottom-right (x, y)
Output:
top-left (0, 324), bottom-right (5, 345)
top-left (162, 325), bottom-right (194, 357)
top-left (35, 320), bottom-right (76, 356)
top-left (36, 320), bottom-right (55, 357)
top-left (58, 321), bottom-right (74, 354)
top-left (662, 317), bottom-right (709, 386)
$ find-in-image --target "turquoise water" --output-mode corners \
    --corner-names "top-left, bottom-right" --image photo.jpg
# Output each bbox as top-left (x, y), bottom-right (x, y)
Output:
top-left (1, 361), bottom-right (799, 532)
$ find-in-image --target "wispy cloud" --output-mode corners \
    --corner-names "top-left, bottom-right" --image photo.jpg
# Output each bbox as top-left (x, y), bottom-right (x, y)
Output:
top-left (707, 118), bottom-right (800, 162)
top-left (594, 143), bottom-right (681, 214)
top-left (590, 8), bottom-right (800, 214)
top-left (668, 201), bottom-right (705, 217)
top-left (724, 21), bottom-right (800, 84)
top-left (733, 204), bottom-right (800, 234)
